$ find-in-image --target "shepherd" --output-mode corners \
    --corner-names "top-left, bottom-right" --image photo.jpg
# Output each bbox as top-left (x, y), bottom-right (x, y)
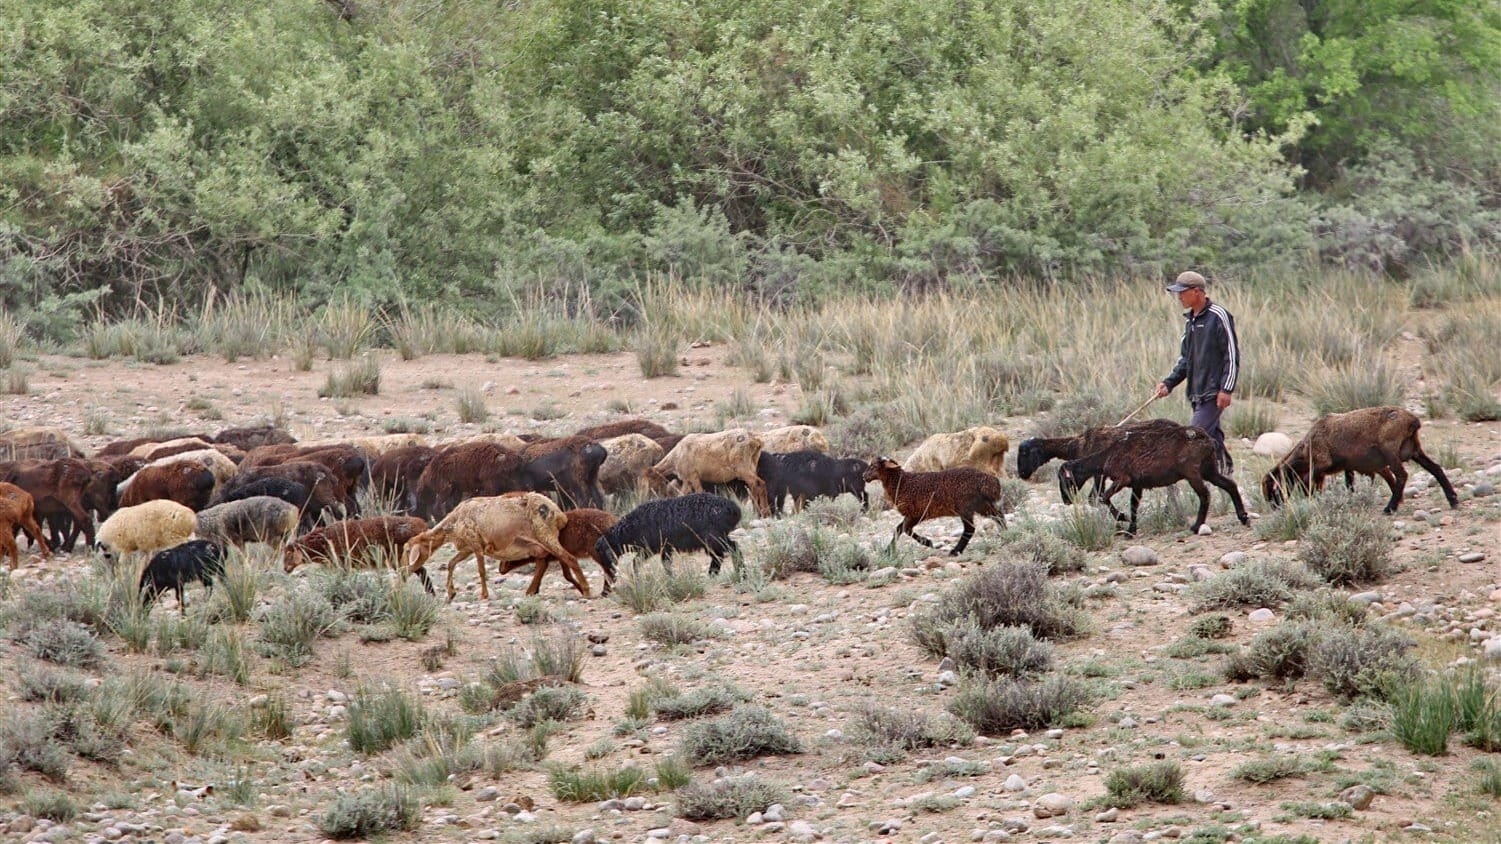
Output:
top-left (1154, 270), bottom-right (1241, 475)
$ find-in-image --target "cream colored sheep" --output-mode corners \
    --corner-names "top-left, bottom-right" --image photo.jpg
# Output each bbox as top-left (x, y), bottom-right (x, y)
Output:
top-left (403, 492), bottom-right (585, 602)
top-left (598, 433), bottom-right (666, 495)
top-left (129, 437), bottom-right (214, 460)
top-left (443, 432), bottom-right (530, 452)
top-left (760, 425), bottom-right (829, 454)
top-left (299, 433), bottom-right (429, 456)
top-left (121, 448), bottom-right (239, 497)
top-left (902, 426), bottom-right (1011, 477)
top-left (652, 428), bottom-right (770, 516)
top-left (0, 427), bottom-right (89, 461)
top-left (95, 500), bottom-right (197, 569)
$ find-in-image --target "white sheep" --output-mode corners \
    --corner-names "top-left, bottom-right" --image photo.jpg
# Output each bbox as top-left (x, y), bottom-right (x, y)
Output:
top-left (651, 428), bottom-right (770, 516)
top-left (598, 433), bottom-right (666, 495)
top-left (902, 425), bottom-right (1011, 477)
top-left (195, 496), bottom-right (300, 550)
top-left (403, 492), bottom-right (585, 602)
top-left (442, 432), bottom-right (530, 452)
top-left (299, 433), bottom-right (429, 456)
top-left (0, 427), bottom-right (89, 461)
top-left (128, 437), bottom-right (214, 460)
top-left (95, 500), bottom-right (197, 569)
top-left (760, 425), bottom-right (829, 454)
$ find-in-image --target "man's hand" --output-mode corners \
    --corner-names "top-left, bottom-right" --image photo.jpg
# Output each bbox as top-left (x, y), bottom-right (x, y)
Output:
top-left (1216, 391), bottom-right (1232, 410)
top-left (1154, 382), bottom-right (1170, 399)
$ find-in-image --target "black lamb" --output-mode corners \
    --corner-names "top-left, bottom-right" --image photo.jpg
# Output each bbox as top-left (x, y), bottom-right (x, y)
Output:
top-left (758, 451), bottom-right (870, 515)
top-left (593, 493), bottom-right (743, 576)
top-left (139, 539), bottom-right (228, 614)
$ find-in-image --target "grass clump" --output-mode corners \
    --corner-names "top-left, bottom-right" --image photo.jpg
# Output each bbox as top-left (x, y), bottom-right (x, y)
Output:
top-left (947, 675), bottom-right (1091, 735)
top-left (1233, 756), bottom-right (1307, 784)
top-left (999, 525), bottom-right (1087, 575)
top-left (256, 590), bottom-right (343, 667)
top-left (911, 562), bottom-right (1087, 656)
top-left (17, 667), bottom-right (92, 704)
top-left (455, 389), bottom-right (489, 424)
top-left (0, 712), bottom-right (72, 780)
top-left (252, 694), bottom-right (295, 741)
top-left (1052, 503), bottom-right (1117, 551)
top-left (853, 705), bottom-right (974, 759)
top-left (1307, 626), bottom-right (1417, 702)
top-left (388, 581), bottom-right (441, 640)
top-left (22, 619), bottom-right (105, 668)
top-left (1224, 623), bottom-right (1319, 682)
top-left (347, 687), bottom-right (425, 755)
top-left (318, 787), bottom-right (421, 839)
top-left (675, 775), bottom-right (789, 821)
top-left (318, 354), bottom-right (381, 398)
top-left (1475, 759), bottom-right (1501, 798)
top-left (548, 764), bottom-right (648, 802)
top-left (639, 612), bottom-right (722, 646)
top-left (1188, 615), bottom-right (1233, 639)
top-left (652, 686), bottom-right (748, 721)
top-left (20, 790), bottom-right (78, 822)
top-left (677, 707), bottom-right (802, 767)
top-left (1103, 761), bottom-right (1185, 808)
top-left (1389, 677), bottom-right (1458, 756)
top-left (510, 686), bottom-right (588, 729)
top-left (1190, 559), bottom-right (1319, 611)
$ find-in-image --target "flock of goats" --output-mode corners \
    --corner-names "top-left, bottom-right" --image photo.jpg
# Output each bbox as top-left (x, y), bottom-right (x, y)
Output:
top-left (0, 402), bottom-right (1461, 612)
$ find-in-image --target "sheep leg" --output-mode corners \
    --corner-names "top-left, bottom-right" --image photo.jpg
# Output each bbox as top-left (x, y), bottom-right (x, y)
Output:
top-left (1410, 451), bottom-right (1460, 509)
top-left (513, 536), bottom-right (590, 598)
top-left (1380, 462), bottom-right (1407, 514)
top-left (707, 536), bottom-right (738, 576)
top-left (659, 548), bottom-right (674, 576)
top-left (18, 513), bottom-right (50, 558)
top-left (900, 515), bottom-right (937, 549)
top-left (1343, 470), bottom-right (1356, 491)
top-left (950, 517), bottom-right (977, 556)
top-left (176, 583), bottom-right (188, 616)
top-left (522, 557), bottom-right (549, 596)
top-left (443, 549), bottom-right (474, 604)
top-left (1206, 468), bottom-right (1250, 526)
top-left (1, 532), bottom-right (17, 571)
top-left (1186, 478), bottom-right (1211, 534)
top-left (1097, 481), bottom-right (1129, 524)
top-left (413, 566), bottom-right (435, 596)
top-left (474, 551), bottom-right (489, 600)
top-left (748, 478), bottom-right (772, 518)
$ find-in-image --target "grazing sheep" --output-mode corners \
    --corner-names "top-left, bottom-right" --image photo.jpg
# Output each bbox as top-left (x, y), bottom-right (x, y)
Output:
top-left (282, 515), bottom-right (434, 594)
top-left (1059, 422), bottom-right (1250, 537)
top-left (216, 461), bottom-right (344, 528)
top-left (592, 493), bottom-right (743, 577)
top-left (121, 448), bottom-right (238, 498)
top-left (96, 436), bottom-right (170, 458)
top-left (902, 426), bottom-right (1011, 477)
top-left (211, 424), bottom-right (297, 451)
top-left (195, 497), bottom-right (300, 550)
top-left (502, 507), bottom-right (621, 596)
top-left (138, 540), bottom-right (227, 614)
top-left (458, 432), bottom-right (534, 451)
top-left (597, 434), bottom-right (666, 496)
top-left (758, 451), bottom-right (869, 515)
top-left (299, 433), bottom-right (427, 456)
top-left (96, 500), bottom-right (197, 569)
top-left (1262, 406), bottom-right (1459, 514)
top-left (0, 427), bottom-right (88, 461)
top-left (1016, 418), bottom-right (1184, 502)
top-left (760, 425), bottom-right (829, 454)
top-left (129, 437), bottom-right (216, 461)
top-left (411, 440), bottom-right (526, 521)
top-left (863, 458), bottom-right (1006, 555)
top-left (404, 493), bottom-right (582, 602)
top-left (652, 429), bottom-right (770, 517)
top-left (0, 482), bottom-right (50, 569)
top-left (118, 462), bottom-right (217, 511)
top-left (212, 476), bottom-right (310, 511)
top-left (521, 436), bottom-right (608, 509)
top-left (369, 444), bottom-right (437, 513)
top-left (1, 458), bottom-right (98, 550)
top-left (243, 445), bottom-right (367, 515)
top-left (573, 419), bottom-right (674, 442)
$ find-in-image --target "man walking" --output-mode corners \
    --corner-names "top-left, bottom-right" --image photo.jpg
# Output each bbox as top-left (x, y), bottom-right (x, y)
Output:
top-left (1154, 271), bottom-right (1240, 474)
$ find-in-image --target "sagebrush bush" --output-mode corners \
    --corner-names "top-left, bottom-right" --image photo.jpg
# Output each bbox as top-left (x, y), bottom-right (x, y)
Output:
top-left (677, 707), bottom-right (802, 767)
top-left (1104, 761), bottom-right (1184, 807)
top-left (316, 570), bottom-right (390, 625)
top-left (639, 612), bottom-right (720, 646)
top-left (1188, 615), bottom-right (1233, 639)
top-left (911, 562), bottom-right (1087, 656)
top-left (853, 705), bottom-right (974, 756)
top-left (1224, 623), bottom-right (1319, 682)
top-left (759, 524), bottom-right (826, 578)
top-left (999, 525), bottom-right (1086, 574)
top-left (17, 666), bottom-right (92, 704)
top-left (947, 675), bottom-right (1091, 735)
top-left (1, 712), bottom-right (71, 781)
top-left (675, 775), bottom-right (789, 821)
top-left (318, 787), bottom-right (420, 839)
top-left (1190, 558), bottom-right (1319, 611)
top-left (1285, 590), bottom-right (1370, 627)
top-left (1298, 507), bottom-right (1393, 585)
top-left (318, 354), bottom-right (381, 397)
top-left (1308, 626), bottom-right (1417, 702)
top-left (653, 686), bottom-right (747, 721)
top-left (389, 581), bottom-right (440, 640)
top-left (1233, 755), bottom-right (1307, 784)
top-left (941, 621), bottom-right (1054, 679)
top-left (257, 590), bottom-right (343, 666)
top-left (510, 686), bottom-right (588, 729)
top-left (24, 619), bottom-right (104, 668)
top-left (20, 790), bottom-right (77, 822)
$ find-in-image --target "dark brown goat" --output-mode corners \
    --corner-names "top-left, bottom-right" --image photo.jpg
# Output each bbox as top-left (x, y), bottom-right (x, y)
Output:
top-left (240, 445), bottom-right (366, 516)
top-left (520, 436), bottom-right (607, 510)
top-left (1059, 423), bottom-right (1249, 536)
top-left (212, 425), bottom-right (297, 451)
top-left (412, 441), bottom-right (526, 521)
top-left (1017, 418), bottom-right (1184, 503)
top-left (118, 463), bottom-right (217, 511)
top-left (573, 419), bottom-right (674, 442)
top-left (369, 445), bottom-right (437, 513)
top-left (1262, 406), bottom-right (1458, 514)
top-left (282, 515), bottom-right (434, 594)
top-left (863, 458), bottom-right (1006, 555)
top-left (1, 458), bottom-right (98, 549)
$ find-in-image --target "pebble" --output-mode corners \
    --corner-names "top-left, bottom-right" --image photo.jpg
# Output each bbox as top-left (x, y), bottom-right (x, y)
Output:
top-left (1121, 546), bottom-right (1159, 566)
top-left (763, 804), bottom-right (785, 823)
top-left (1349, 591), bottom-right (1382, 605)
top-left (571, 830), bottom-right (596, 844)
top-left (1460, 552), bottom-right (1487, 564)
top-left (645, 828), bottom-right (671, 839)
top-left (1210, 694), bottom-right (1237, 707)
top-left (1474, 483), bottom-right (1496, 498)
top-left (1096, 808), bottom-right (1118, 822)
top-left (788, 820), bottom-right (819, 841)
top-left (1247, 608), bottom-right (1275, 623)
top-left (1339, 785), bottom-right (1375, 810)
top-left (1218, 551), bottom-right (1246, 568)
top-left (1032, 793), bottom-right (1073, 818)
top-left (473, 787), bottom-right (499, 802)
top-left (1483, 638), bottom-right (1501, 661)
top-left (1003, 774), bottom-right (1027, 792)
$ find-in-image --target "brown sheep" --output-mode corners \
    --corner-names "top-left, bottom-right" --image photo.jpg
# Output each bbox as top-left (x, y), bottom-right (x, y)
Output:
top-left (519, 435), bottom-right (607, 509)
top-left (118, 462), bottom-right (217, 511)
top-left (501, 507), bottom-right (620, 596)
top-left (573, 418), bottom-right (674, 442)
top-left (283, 516), bottom-right (434, 594)
top-left (1059, 422), bottom-right (1249, 537)
top-left (597, 434), bottom-right (666, 496)
top-left (863, 458), bottom-right (1006, 555)
top-left (369, 444), bottom-right (438, 513)
top-left (1, 458), bottom-right (98, 549)
top-left (129, 437), bottom-right (217, 461)
top-left (215, 460), bottom-right (345, 528)
top-left (411, 440), bottom-right (526, 521)
top-left (1262, 406), bottom-right (1459, 514)
top-left (212, 424), bottom-right (297, 451)
top-left (0, 482), bottom-right (50, 569)
top-left (403, 493), bottom-right (583, 602)
top-left (1017, 418), bottom-right (1185, 502)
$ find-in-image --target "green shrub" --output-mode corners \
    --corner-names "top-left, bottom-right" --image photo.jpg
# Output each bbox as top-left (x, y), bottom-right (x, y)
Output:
top-left (1390, 677), bottom-right (1456, 756)
top-left (23, 619), bottom-right (104, 668)
top-left (947, 675), bottom-right (1091, 735)
top-left (1188, 615), bottom-right (1233, 639)
top-left (256, 590), bottom-right (343, 666)
top-left (941, 622), bottom-right (1054, 679)
top-left (318, 354), bottom-right (382, 397)
top-left (1224, 623), bottom-right (1319, 682)
top-left (318, 787), bottom-right (421, 839)
top-left (911, 562), bottom-right (1087, 655)
top-left (316, 569), bottom-right (390, 625)
top-left (20, 790), bottom-right (78, 822)
top-left (1475, 759), bottom-right (1501, 798)
top-left (675, 775), bottom-right (789, 821)
top-left (17, 667), bottom-right (92, 704)
top-left (1233, 756), bottom-right (1307, 784)
top-left (347, 687), bottom-right (425, 755)
top-left (0, 713), bottom-right (70, 781)
top-left (510, 687), bottom-right (588, 729)
top-left (456, 389), bottom-right (490, 424)
top-left (1307, 626), bottom-right (1417, 702)
top-left (513, 596), bottom-right (554, 625)
top-left (639, 612), bottom-right (721, 646)
top-left (852, 705), bottom-right (974, 757)
top-left (1104, 761), bottom-right (1184, 807)
top-left (1190, 559), bottom-right (1319, 611)
top-left (652, 686), bottom-right (748, 721)
top-left (389, 581), bottom-right (440, 640)
top-left (678, 707), bottom-right (802, 767)
top-left (1298, 508), bottom-right (1393, 585)
top-left (548, 764), bottom-right (648, 802)
top-left (998, 524), bottom-right (1086, 574)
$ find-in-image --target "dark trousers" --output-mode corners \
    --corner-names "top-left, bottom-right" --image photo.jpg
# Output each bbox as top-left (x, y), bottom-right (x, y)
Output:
top-left (1191, 400), bottom-right (1233, 475)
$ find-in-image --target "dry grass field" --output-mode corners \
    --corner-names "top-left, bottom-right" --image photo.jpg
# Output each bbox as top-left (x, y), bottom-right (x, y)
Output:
top-left (0, 273), bottom-right (1498, 844)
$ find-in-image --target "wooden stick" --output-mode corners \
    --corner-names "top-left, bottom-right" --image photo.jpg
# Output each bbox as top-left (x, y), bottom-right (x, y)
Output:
top-left (1116, 394), bottom-right (1160, 427)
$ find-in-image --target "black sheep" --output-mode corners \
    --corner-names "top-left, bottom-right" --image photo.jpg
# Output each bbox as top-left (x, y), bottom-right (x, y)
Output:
top-left (1016, 418), bottom-right (1184, 503)
top-left (758, 451), bottom-right (870, 515)
top-left (139, 539), bottom-right (228, 614)
top-left (593, 493), bottom-right (743, 577)
top-left (213, 476), bottom-right (310, 511)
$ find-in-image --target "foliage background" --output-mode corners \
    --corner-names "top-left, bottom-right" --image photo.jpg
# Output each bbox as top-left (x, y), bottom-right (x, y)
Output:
top-left (1, 0), bottom-right (1498, 337)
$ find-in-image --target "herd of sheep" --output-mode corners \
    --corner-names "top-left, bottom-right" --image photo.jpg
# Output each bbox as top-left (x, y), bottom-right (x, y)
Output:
top-left (0, 403), bottom-right (1462, 612)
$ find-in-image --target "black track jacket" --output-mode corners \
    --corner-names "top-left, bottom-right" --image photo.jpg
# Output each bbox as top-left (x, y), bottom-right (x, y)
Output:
top-left (1161, 300), bottom-right (1240, 406)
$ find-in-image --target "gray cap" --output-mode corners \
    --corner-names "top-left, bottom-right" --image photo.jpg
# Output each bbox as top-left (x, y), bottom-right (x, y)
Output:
top-left (1166, 270), bottom-right (1206, 293)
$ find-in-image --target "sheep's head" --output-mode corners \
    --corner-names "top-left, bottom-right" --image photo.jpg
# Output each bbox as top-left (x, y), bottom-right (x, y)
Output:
top-left (1057, 460), bottom-right (1083, 504)
top-left (93, 541), bottom-right (117, 568)
top-left (282, 545), bottom-right (303, 573)
top-left (1016, 439), bottom-right (1046, 480)
top-left (1261, 471), bottom-right (1286, 509)
top-left (862, 457), bottom-right (899, 483)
